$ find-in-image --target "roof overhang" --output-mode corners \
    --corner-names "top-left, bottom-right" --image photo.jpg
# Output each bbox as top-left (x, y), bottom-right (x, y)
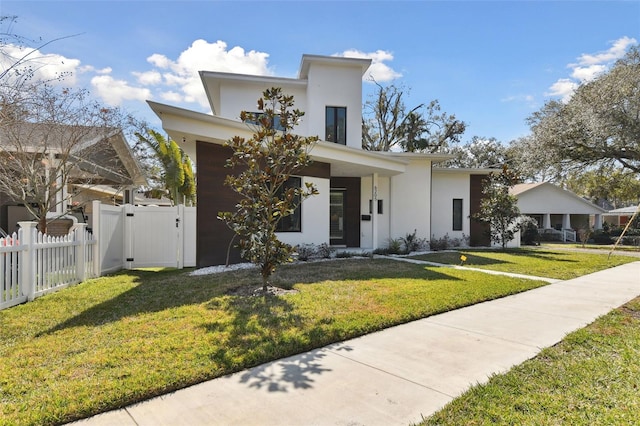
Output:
top-left (148, 100), bottom-right (413, 177)
top-left (432, 167), bottom-right (497, 174)
top-left (199, 71), bottom-right (307, 115)
top-left (298, 54), bottom-right (372, 79)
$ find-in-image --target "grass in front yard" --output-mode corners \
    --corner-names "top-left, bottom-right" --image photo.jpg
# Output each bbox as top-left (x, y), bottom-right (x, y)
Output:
top-left (0, 259), bottom-right (546, 425)
top-left (421, 296), bottom-right (640, 425)
top-left (410, 249), bottom-right (636, 280)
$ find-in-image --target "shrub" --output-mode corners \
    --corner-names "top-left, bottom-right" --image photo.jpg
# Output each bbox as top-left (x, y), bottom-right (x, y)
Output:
top-left (387, 238), bottom-right (403, 254)
top-left (519, 216), bottom-right (540, 245)
top-left (401, 229), bottom-right (429, 253)
top-left (430, 234), bottom-right (451, 251)
top-left (335, 251), bottom-right (353, 258)
top-left (295, 244), bottom-right (316, 261)
top-left (317, 243), bottom-right (332, 259)
top-left (590, 230), bottom-right (614, 245)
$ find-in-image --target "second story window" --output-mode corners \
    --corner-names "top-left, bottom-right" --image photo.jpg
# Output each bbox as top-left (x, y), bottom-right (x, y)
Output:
top-left (325, 106), bottom-right (346, 145)
top-left (243, 112), bottom-right (285, 131)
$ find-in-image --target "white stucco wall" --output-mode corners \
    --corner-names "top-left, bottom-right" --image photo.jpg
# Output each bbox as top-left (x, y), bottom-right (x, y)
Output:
top-left (218, 81), bottom-right (309, 135)
top-left (389, 159), bottom-right (432, 242)
top-left (431, 171), bottom-right (471, 240)
top-left (277, 177), bottom-right (329, 247)
top-left (305, 63), bottom-right (363, 149)
top-left (360, 175), bottom-right (390, 249)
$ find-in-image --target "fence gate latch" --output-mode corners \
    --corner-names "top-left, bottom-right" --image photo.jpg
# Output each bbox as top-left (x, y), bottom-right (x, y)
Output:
top-left (176, 217), bottom-right (180, 228)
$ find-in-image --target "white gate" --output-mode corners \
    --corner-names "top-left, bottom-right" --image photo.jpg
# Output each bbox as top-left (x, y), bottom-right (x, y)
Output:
top-left (126, 204), bottom-right (196, 269)
top-left (92, 201), bottom-right (196, 272)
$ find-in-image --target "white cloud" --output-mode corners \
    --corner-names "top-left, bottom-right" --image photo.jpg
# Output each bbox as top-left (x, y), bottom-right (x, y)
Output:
top-left (545, 78), bottom-right (578, 102)
top-left (0, 43), bottom-right (81, 85)
top-left (91, 74), bottom-right (151, 106)
top-left (334, 49), bottom-right (402, 82)
top-left (547, 36), bottom-right (637, 102)
top-left (501, 94), bottom-right (536, 107)
top-left (133, 70), bottom-right (162, 85)
top-left (576, 36), bottom-right (637, 65)
top-left (570, 64), bottom-right (606, 82)
top-left (145, 39), bottom-right (272, 108)
top-left (160, 91), bottom-right (184, 103)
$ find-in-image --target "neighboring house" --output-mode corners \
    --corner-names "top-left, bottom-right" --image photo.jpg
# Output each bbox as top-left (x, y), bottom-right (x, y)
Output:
top-left (510, 183), bottom-right (606, 239)
top-left (603, 205), bottom-right (639, 227)
top-left (0, 124), bottom-right (147, 235)
top-left (149, 54), bottom-right (471, 268)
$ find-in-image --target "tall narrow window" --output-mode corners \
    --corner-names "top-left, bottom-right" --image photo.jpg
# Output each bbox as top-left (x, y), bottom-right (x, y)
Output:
top-left (453, 198), bottom-right (463, 231)
top-left (325, 107), bottom-right (346, 145)
top-left (276, 177), bottom-right (302, 232)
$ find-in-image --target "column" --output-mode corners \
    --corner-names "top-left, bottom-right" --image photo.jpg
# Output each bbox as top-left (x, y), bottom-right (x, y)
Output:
top-left (594, 214), bottom-right (602, 230)
top-left (543, 214), bottom-right (551, 229)
top-left (563, 214), bottom-right (571, 229)
top-left (18, 221), bottom-right (37, 301)
top-left (371, 173), bottom-right (379, 250)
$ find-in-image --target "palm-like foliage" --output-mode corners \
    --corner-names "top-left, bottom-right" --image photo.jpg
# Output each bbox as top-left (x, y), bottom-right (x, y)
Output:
top-left (136, 129), bottom-right (195, 205)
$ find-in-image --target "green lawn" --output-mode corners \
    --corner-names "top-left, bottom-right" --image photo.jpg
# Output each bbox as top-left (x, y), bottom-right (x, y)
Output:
top-left (409, 248), bottom-right (636, 279)
top-left (421, 296), bottom-right (640, 425)
top-left (1, 250), bottom-right (636, 425)
top-left (0, 258), bottom-right (547, 426)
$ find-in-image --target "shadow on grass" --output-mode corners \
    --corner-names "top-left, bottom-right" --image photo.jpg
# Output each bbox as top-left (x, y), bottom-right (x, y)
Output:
top-left (411, 252), bottom-right (510, 267)
top-left (40, 259), bottom-right (459, 337)
top-left (39, 268), bottom-right (242, 335)
top-left (412, 248), bottom-right (579, 266)
top-left (271, 258), bottom-right (462, 286)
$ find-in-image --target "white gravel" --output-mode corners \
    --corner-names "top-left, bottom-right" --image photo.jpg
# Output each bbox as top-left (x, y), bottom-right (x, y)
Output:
top-left (189, 262), bottom-right (256, 276)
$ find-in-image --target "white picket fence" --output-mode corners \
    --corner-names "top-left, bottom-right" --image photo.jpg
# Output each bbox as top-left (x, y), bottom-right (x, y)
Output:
top-left (1, 202), bottom-right (196, 311)
top-left (0, 222), bottom-right (97, 311)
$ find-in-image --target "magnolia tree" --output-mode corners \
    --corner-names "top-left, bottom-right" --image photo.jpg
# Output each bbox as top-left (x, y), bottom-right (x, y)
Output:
top-left (473, 165), bottom-right (521, 249)
top-left (219, 87), bottom-right (318, 292)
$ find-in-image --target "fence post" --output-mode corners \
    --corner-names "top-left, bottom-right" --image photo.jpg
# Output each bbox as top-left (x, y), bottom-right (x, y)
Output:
top-left (72, 223), bottom-right (87, 282)
top-left (177, 204), bottom-right (184, 269)
top-left (91, 200), bottom-right (102, 277)
top-left (124, 204), bottom-right (134, 269)
top-left (18, 221), bottom-right (37, 301)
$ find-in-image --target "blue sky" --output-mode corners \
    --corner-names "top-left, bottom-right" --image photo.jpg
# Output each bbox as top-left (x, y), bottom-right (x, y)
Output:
top-left (2, 1), bottom-right (639, 144)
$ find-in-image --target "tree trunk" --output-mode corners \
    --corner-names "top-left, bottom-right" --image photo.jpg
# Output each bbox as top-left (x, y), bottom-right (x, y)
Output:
top-left (38, 216), bottom-right (47, 234)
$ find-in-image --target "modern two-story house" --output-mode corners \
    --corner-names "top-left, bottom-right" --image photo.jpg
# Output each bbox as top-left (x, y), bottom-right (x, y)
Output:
top-left (149, 54), bottom-right (490, 268)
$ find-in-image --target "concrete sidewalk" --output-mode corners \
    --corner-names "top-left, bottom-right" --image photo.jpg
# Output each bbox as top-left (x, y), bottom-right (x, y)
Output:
top-left (71, 261), bottom-right (640, 426)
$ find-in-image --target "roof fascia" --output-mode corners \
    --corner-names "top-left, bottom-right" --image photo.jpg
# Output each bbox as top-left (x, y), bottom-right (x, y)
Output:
top-left (433, 167), bottom-right (498, 174)
top-left (199, 71), bottom-right (307, 115)
top-left (299, 54), bottom-right (372, 78)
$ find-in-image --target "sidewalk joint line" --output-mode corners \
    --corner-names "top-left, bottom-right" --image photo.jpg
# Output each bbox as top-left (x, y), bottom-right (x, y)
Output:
top-left (327, 348), bottom-right (456, 399)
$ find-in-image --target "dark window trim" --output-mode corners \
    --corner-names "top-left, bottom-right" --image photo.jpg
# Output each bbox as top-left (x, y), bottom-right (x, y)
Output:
top-left (325, 106), bottom-right (347, 145)
top-left (453, 198), bottom-right (463, 231)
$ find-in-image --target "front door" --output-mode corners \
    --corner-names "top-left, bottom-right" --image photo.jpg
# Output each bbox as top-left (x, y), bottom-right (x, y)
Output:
top-left (330, 190), bottom-right (346, 245)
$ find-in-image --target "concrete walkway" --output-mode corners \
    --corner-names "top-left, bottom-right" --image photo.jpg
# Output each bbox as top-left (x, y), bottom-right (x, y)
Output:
top-left (71, 261), bottom-right (640, 426)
